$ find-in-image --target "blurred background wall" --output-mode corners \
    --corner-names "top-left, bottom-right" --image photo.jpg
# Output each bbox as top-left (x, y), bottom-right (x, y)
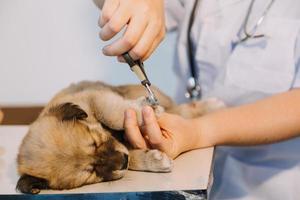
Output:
top-left (0, 0), bottom-right (177, 105)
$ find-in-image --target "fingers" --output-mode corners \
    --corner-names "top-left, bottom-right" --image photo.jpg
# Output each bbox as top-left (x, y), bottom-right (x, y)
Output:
top-left (128, 21), bottom-right (162, 60)
top-left (141, 28), bottom-right (165, 61)
top-left (116, 26), bottom-right (164, 61)
top-left (124, 107), bottom-right (179, 158)
top-left (117, 55), bottom-right (126, 63)
top-left (102, 12), bottom-right (148, 56)
top-left (98, 0), bottom-right (166, 60)
top-left (124, 109), bottom-right (148, 149)
top-left (141, 106), bottom-right (165, 149)
top-left (141, 106), bottom-right (178, 158)
top-left (99, 0), bottom-right (119, 28)
top-left (100, 6), bottom-right (131, 41)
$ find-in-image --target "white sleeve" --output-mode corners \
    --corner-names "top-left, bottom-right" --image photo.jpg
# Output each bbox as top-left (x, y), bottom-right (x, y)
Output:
top-left (164, 0), bottom-right (186, 32)
top-left (292, 31), bottom-right (300, 88)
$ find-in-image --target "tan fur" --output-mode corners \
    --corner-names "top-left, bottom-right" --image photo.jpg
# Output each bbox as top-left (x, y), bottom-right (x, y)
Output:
top-left (16, 81), bottom-right (224, 194)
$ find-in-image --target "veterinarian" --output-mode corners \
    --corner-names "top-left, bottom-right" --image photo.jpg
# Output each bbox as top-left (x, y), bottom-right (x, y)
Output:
top-left (97, 0), bottom-right (300, 199)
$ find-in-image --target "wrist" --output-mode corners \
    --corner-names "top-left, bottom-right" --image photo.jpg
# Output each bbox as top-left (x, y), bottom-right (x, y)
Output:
top-left (192, 115), bottom-right (220, 148)
top-left (175, 118), bottom-right (203, 155)
top-left (179, 118), bottom-right (214, 152)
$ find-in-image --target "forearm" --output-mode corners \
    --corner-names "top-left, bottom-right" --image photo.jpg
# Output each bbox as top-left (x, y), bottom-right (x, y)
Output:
top-left (194, 89), bottom-right (300, 147)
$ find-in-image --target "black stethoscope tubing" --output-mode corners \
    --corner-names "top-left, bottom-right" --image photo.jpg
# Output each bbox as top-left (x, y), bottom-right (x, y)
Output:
top-left (187, 0), bottom-right (200, 85)
top-left (186, 0), bottom-right (201, 100)
top-left (185, 0), bottom-right (274, 101)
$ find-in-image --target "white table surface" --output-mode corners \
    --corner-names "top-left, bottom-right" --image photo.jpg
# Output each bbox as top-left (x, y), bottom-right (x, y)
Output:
top-left (0, 125), bottom-right (214, 195)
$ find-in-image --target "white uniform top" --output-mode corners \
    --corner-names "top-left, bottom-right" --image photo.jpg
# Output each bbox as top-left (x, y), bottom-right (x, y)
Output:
top-left (165, 0), bottom-right (300, 199)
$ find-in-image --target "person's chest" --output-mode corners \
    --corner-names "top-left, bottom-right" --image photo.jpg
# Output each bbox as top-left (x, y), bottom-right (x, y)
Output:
top-left (189, 0), bottom-right (300, 95)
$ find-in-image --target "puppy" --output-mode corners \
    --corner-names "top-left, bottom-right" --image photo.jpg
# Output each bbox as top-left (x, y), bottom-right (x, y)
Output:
top-left (16, 81), bottom-right (224, 194)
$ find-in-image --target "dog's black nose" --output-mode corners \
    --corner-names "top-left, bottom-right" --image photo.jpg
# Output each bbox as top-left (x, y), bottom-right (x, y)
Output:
top-left (121, 154), bottom-right (128, 170)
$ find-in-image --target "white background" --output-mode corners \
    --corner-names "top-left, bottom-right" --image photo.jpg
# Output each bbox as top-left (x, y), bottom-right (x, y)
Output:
top-left (0, 0), bottom-right (177, 105)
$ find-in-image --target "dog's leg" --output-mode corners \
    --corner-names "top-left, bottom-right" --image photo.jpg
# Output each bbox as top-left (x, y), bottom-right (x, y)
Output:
top-left (128, 149), bottom-right (173, 172)
top-left (167, 98), bottom-right (225, 118)
top-left (91, 91), bottom-right (163, 130)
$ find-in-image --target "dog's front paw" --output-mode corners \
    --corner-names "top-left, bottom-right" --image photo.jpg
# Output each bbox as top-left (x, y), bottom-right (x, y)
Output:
top-left (144, 150), bottom-right (173, 172)
top-left (135, 96), bottom-right (165, 116)
top-left (129, 149), bottom-right (173, 172)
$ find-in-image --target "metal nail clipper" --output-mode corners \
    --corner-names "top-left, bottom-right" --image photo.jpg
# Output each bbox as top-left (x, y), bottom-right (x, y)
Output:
top-left (122, 52), bottom-right (159, 106)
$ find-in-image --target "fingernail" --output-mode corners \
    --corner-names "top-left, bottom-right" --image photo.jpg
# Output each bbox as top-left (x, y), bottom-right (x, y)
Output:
top-left (102, 47), bottom-right (108, 55)
top-left (142, 106), bottom-right (152, 118)
top-left (99, 20), bottom-right (104, 28)
top-left (117, 56), bottom-right (126, 63)
top-left (99, 31), bottom-right (104, 40)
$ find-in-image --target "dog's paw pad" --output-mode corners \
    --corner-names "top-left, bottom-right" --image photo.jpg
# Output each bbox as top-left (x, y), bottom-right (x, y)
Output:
top-left (146, 150), bottom-right (173, 172)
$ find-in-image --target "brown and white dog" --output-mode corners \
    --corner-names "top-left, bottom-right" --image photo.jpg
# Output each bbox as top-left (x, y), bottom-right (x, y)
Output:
top-left (16, 81), bottom-right (224, 194)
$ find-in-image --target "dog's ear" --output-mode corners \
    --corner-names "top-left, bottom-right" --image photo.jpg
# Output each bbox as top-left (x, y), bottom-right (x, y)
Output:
top-left (16, 174), bottom-right (49, 194)
top-left (50, 102), bottom-right (88, 121)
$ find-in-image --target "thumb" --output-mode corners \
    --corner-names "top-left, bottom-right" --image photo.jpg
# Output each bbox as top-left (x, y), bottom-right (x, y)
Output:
top-left (142, 106), bottom-right (164, 149)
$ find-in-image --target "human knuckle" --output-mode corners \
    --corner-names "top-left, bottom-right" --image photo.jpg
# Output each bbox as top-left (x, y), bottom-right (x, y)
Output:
top-left (101, 11), bottom-right (111, 22)
top-left (135, 142), bottom-right (146, 149)
top-left (139, 3), bottom-right (151, 14)
top-left (131, 48), bottom-right (144, 58)
top-left (150, 139), bottom-right (162, 147)
top-left (107, 22), bottom-right (119, 33)
top-left (122, 36), bottom-right (136, 47)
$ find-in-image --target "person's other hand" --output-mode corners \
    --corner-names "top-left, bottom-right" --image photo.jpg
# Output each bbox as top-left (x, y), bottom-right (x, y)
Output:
top-left (124, 106), bottom-right (201, 159)
top-left (99, 0), bottom-right (165, 61)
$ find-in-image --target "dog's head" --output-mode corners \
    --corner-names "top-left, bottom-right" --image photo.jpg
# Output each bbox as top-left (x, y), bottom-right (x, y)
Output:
top-left (16, 102), bottom-right (129, 194)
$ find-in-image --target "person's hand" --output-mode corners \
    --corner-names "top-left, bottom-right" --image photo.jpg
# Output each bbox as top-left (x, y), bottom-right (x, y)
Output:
top-left (99, 0), bottom-right (166, 61)
top-left (124, 106), bottom-right (202, 159)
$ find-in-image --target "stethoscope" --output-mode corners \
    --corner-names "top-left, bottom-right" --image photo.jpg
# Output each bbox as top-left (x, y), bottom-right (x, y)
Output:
top-left (185, 0), bottom-right (275, 101)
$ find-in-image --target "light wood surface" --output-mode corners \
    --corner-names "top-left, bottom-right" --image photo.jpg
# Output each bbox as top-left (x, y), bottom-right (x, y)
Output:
top-left (0, 125), bottom-right (214, 194)
top-left (0, 106), bottom-right (43, 125)
top-left (0, 110), bottom-right (3, 124)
